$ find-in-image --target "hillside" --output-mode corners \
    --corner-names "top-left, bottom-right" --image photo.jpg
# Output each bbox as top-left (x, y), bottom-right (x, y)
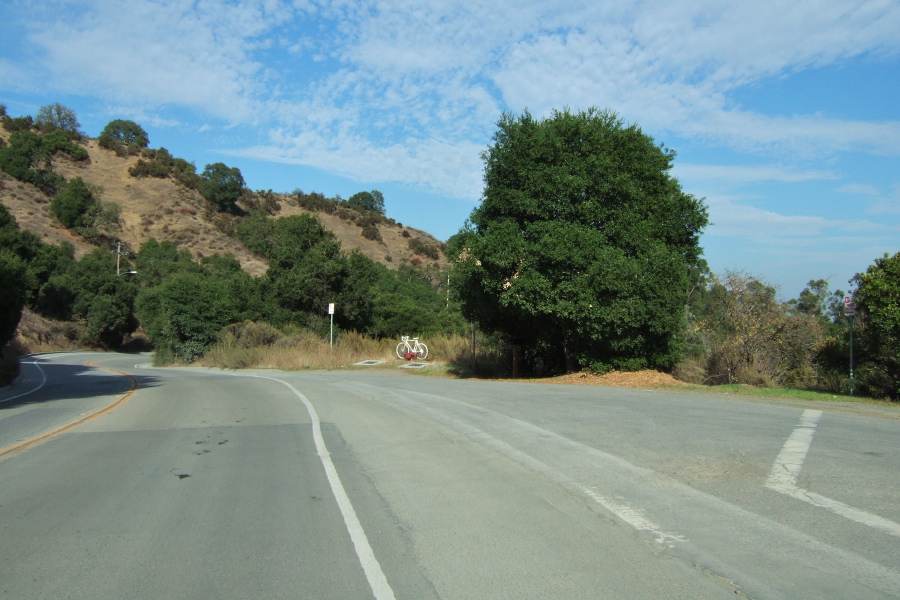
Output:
top-left (0, 125), bottom-right (450, 276)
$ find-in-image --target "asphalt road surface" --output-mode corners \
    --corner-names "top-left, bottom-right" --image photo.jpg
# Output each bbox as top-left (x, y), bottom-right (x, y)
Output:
top-left (1, 352), bottom-right (898, 599)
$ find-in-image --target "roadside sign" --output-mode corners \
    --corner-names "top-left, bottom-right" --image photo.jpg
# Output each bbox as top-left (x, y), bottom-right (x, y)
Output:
top-left (328, 303), bottom-right (335, 315)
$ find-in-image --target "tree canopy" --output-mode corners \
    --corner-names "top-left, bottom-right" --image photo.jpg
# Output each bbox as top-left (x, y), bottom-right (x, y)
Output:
top-left (199, 162), bottom-right (245, 213)
top-left (451, 108), bottom-right (708, 375)
top-left (98, 119), bottom-right (149, 153)
top-left (0, 249), bottom-right (28, 348)
top-left (51, 177), bottom-right (96, 229)
top-left (35, 103), bottom-right (82, 138)
top-left (855, 252), bottom-right (900, 399)
top-left (347, 190), bottom-right (385, 215)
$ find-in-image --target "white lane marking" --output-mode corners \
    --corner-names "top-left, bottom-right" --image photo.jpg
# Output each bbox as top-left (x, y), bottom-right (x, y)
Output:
top-left (583, 487), bottom-right (686, 547)
top-left (766, 409), bottom-right (822, 489)
top-left (0, 359), bottom-right (47, 404)
top-left (767, 409), bottom-right (900, 537)
top-left (247, 375), bottom-right (397, 600)
top-left (367, 387), bottom-right (688, 548)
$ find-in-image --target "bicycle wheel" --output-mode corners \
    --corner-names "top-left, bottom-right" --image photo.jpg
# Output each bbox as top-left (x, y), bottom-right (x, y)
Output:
top-left (396, 342), bottom-right (409, 359)
top-left (416, 343), bottom-right (428, 360)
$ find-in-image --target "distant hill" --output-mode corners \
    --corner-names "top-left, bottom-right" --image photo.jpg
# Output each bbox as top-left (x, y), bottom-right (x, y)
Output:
top-left (0, 124), bottom-right (450, 276)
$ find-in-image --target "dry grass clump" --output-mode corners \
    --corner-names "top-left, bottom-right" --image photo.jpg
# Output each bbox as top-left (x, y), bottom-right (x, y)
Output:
top-left (199, 321), bottom-right (484, 371)
top-left (201, 322), bottom-right (398, 370)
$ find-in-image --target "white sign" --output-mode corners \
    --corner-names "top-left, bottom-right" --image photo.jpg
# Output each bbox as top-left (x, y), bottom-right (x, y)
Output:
top-left (328, 303), bottom-right (335, 315)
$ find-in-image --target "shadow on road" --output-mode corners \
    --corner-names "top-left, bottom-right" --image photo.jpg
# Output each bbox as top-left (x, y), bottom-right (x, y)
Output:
top-left (0, 356), bottom-right (163, 411)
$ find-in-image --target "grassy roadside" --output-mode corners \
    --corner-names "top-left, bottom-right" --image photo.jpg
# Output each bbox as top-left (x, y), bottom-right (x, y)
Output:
top-left (677, 383), bottom-right (896, 406)
top-left (10, 314), bottom-right (894, 409)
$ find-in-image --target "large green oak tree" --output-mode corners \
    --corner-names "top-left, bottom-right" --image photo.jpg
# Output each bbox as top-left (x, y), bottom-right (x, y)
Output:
top-left (450, 108), bottom-right (708, 375)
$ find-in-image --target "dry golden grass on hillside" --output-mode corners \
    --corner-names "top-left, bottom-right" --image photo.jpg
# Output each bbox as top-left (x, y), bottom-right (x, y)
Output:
top-left (0, 122), bottom-right (449, 274)
top-left (48, 139), bottom-right (270, 274)
top-left (0, 169), bottom-right (97, 258)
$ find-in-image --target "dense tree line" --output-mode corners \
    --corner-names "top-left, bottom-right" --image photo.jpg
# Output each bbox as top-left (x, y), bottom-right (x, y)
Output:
top-left (0, 104), bottom-right (462, 368)
top-left (1, 103), bottom-right (897, 399)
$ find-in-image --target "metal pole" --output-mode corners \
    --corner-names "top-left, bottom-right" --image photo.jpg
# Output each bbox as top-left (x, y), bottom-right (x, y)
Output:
top-left (330, 313), bottom-right (334, 351)
top-left (849, 315), bottom-right (854, 396)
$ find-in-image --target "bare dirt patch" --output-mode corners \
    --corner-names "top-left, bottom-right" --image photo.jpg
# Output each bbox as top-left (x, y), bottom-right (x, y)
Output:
top-left (522, 369), bottom-right (690, 388)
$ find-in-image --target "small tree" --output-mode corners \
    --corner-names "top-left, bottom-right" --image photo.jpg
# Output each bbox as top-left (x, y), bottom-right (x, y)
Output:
top-left (98, 119), bottom-right (149, 154)
top-left (347, 190), bottom-right (385, 214)
top-left (199, 162), bottom-right (244, 214)
top-left (35, 103), bottom-right (82, 139)
top-left (698, 271), bottom-right (822, 387)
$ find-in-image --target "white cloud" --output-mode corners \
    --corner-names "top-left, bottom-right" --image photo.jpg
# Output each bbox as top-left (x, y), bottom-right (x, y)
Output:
top-left (846, 182), bottom-right (900, 215)
top-left (704, 193), bottom-right (895, 239)
top-left (21, 0), bottom-right (294, 122)
top-left (676, 164), bottom-right (838, 185)
top-left (705, 195), bottom-right (830, 238)
top-left (488, 0), bottom-right (900, 156)
top-left (837, 183), bottom-right (881, 196)
top-left (237, 130), bottom-right (485, 200)
top-left (7, 0), bottom-right (900, 198)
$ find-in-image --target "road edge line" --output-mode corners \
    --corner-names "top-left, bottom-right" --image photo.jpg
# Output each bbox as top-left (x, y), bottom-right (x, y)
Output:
top-left (0, 358), bottom-right (48, 404)
top-left (249, 374), bottom-right (397, 600)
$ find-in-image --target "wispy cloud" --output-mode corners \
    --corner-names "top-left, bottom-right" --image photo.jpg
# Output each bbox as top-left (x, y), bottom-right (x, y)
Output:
top-left (9, 0), bottom-right (900, 193)
top-left (704, 193), bottom-right (895, 239)
top-left (2, 0), bottom-right (897, 291)
top-left (676, 164), bottom-right (838, 184)
top-left (839, 182), bottom-right (900, 215)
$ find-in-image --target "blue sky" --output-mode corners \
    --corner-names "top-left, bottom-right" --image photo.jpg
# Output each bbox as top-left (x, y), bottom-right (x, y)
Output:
top-left (1, 0), bottom-right (898, 298)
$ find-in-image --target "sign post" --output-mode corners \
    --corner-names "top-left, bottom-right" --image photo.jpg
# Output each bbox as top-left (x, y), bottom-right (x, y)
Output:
top-left (844, 296), bottom-right (855, 396)
top-left (328, 303), bottom-right (335, 350)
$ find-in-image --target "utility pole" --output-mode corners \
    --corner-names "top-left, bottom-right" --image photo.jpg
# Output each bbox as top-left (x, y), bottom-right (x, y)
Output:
top-left (115, 242), bottom-right (137, 277)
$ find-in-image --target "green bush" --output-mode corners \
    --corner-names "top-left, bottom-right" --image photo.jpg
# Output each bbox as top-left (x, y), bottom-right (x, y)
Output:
top-left (347, 190), bottom-right (385, 215)
top-left (129, 147), bottom-right (173, 178)
top-left (294, 190), bottom-right (339, 213)
top-left (361, 224), bottom-right (382, 242)
top-left (2, 115), bottom-right (34, 132)
top-left (135, 272), bottom-right (239, 364)
top-left (51, 177), bottom-right (96, 228)
top-left (407, 237), bottom-right (440, 260)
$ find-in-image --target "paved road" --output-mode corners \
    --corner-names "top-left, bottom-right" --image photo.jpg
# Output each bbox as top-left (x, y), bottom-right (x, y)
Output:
top-left (1, 352), bottom-right (898, 599)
